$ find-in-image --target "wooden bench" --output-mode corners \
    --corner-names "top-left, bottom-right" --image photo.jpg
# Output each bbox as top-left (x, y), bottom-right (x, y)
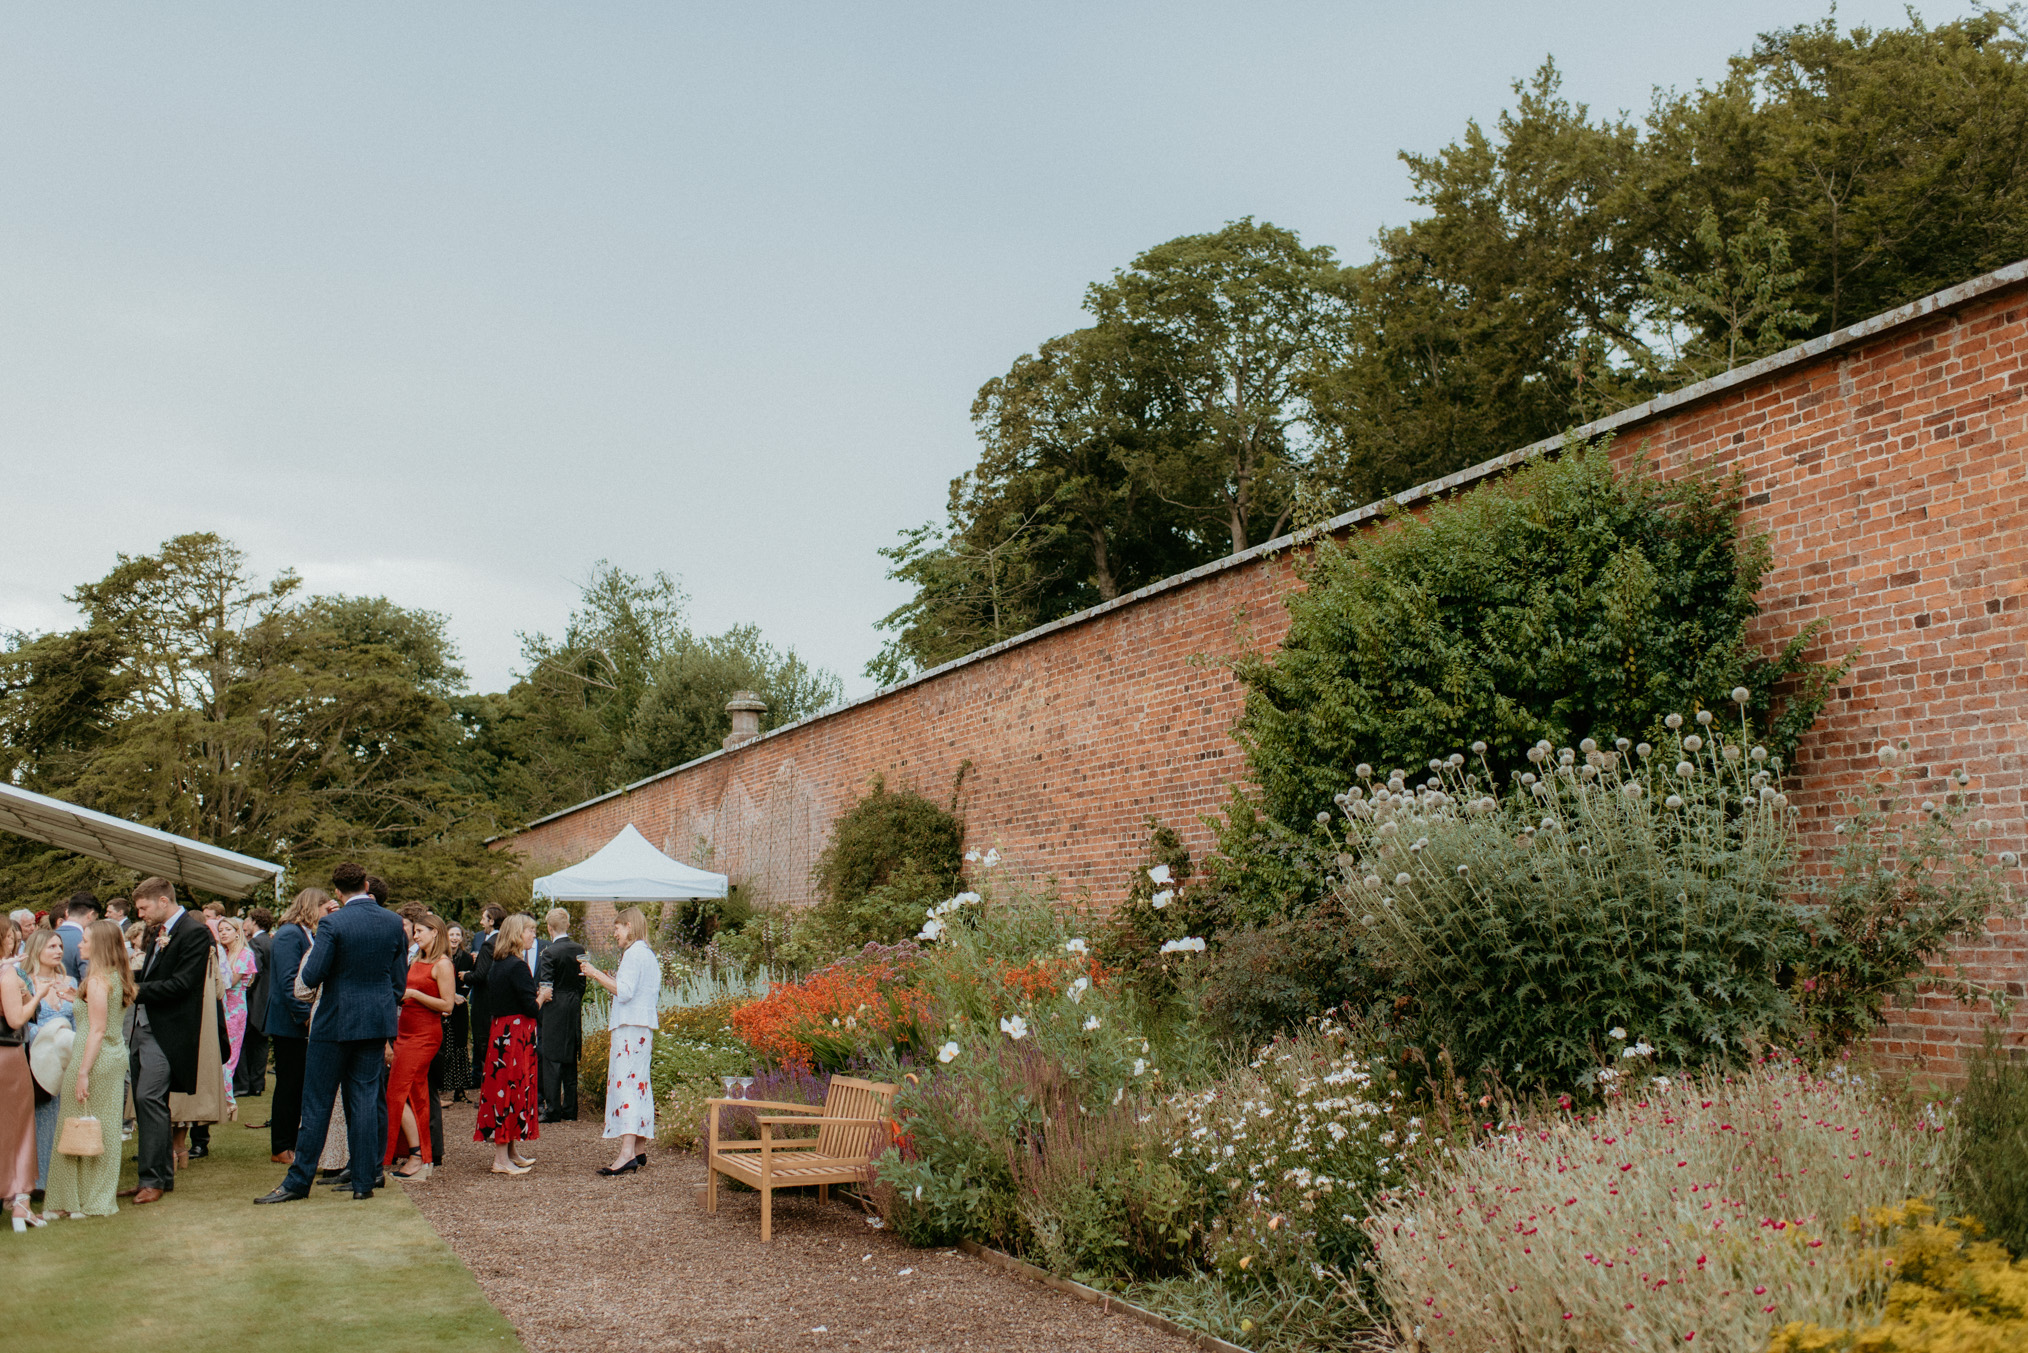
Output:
top-left (704, 1074), bottom-right (899, 1242)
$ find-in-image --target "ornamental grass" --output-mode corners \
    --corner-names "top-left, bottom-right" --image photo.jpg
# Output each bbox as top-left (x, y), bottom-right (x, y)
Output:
top-left (1366, 1058), bottom-right (1955, 1352)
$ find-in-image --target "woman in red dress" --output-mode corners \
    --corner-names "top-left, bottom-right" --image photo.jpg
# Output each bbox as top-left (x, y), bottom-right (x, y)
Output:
top-left (474, 913), bottom-right (541, 1175)
top-left (386, 910), bottom-right (455, 1181)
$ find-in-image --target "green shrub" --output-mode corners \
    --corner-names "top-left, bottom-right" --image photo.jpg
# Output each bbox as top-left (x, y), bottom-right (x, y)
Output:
top-left (1331, 715), bottom-right (1801, 1088)
top-left (1956, 1033), bottom-right (2028, 1259)
top-left (1797, 743), bottom-right (2019, 1049)
top-left (808, 775), bottom-right (966, 949)
top-left (1013, 1099), bottom-right (1197, 1285)
top-left (1226, 441), bottom-right (1841, 919)
top-left (1196, 914), bottom-right (1374, 1046)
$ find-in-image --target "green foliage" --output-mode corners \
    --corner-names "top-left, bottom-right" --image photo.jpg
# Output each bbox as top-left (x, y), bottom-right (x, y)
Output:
top-left (1955, 1033), bottom-right (2028, 1260)
top-left (1638, 198), bottom-right (1815, 381)
top-left (1235, 443), bottom-right (1839, 848)
top-left (1013, 1099), bottom-right (1199, 1285)
top-left (1798, 747), bottom-right (2020, 1049)
top-left (465, 563), bottom-right (839, 826)
top-left (0, 533), bottom-right (515, 914)
top-left (807, 776), bottom-right (965, 948)
top-left (1329, 722), bottom-right (1802, 1088)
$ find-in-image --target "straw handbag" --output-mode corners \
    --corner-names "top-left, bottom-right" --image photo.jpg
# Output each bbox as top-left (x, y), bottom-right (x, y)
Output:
top-left (58, 1114), bottom-right (104, 1158)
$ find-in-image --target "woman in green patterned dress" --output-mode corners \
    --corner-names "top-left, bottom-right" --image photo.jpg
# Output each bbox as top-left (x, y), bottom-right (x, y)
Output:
top-left (44, 920), bottom-right (131, 1218)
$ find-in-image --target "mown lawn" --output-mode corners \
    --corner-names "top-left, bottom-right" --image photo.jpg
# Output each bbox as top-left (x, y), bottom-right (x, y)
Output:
top-left (11, 1088), bottom-right (523, 1352)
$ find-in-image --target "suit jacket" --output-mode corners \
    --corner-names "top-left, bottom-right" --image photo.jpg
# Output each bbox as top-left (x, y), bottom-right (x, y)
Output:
top-left (58, 923), bottom-right (85, 983)
top-left (536, 937), bottom-right (587, 1059)
top-left (134, 910), bottom-right (214, 1094)
top-left (469, 931), bottom-right (497, 1030)
top-left (263, 922), bottom-right (314, 1039)
top-left (245, 928), bottom-right (274, 1027)
top-left (299, 895), bottom-right (408, 1044)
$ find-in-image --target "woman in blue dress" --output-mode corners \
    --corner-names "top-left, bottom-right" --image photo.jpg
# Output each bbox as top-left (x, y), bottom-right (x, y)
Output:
top-left (15, 927), bottom-right (75, 1193)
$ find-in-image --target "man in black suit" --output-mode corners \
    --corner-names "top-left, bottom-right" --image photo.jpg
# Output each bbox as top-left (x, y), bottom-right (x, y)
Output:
top-left (236, 906), bottom-right (275, 1101)
top-left (535, 908), bottom-right (586, 1122)
top-left (469, 904), bottom-right (505, 1086)
top-left (255, 861), bottom-right (407, 1204)
top-left (126, 877), bottom-right (213, 1205)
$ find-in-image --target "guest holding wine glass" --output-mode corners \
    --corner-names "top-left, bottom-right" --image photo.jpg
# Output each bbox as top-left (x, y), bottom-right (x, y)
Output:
top-left (43, 921), bottom-right (133, 1218)
top-left (386, 911), bottom-right (454, 1181)
top-left (474, 914), bottom-right (540, 1176)
top-left (444, 925), bottom-right (474, 1102)
top-left (576, 907), bottom-right (661, 1177)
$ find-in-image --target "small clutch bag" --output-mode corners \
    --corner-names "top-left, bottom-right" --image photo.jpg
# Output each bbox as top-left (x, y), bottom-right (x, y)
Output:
top-left (58, 1114), bottom-right (104, 1158)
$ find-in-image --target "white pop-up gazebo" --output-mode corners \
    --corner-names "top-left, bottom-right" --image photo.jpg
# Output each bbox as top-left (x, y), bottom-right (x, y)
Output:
top-left (0, 781), bottom-right (286, 900)
top-left (531, 823), bottom-right (728, 905)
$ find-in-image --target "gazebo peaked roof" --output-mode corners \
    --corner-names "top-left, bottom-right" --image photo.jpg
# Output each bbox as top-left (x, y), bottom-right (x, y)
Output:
top-left (532, 823), bottom-right (728, 903)
top-left (0, 782), bottom-right (286, 900)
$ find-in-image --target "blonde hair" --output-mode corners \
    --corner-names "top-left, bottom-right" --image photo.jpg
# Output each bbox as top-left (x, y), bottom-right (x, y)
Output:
top-left (492, 913), bottom-right (535, 960)
top-left (23, 926), bottom-right (63, 980)
top-left (614, 907), bottom-right (649, 945)
top-left (543, 907), bottom-right (571, 936)
top-left (281, 888), bottom-right (332, 931)
top-left (84, 920), bottom-right (137, 1006)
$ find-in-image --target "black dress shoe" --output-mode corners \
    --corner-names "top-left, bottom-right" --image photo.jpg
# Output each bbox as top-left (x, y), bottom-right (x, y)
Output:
top-left (187, 1144), bottom-right (209, 1159)
top-left (351, 1189), bottom-right (375, 1200)
top-left (253, 1187), bottom-right (309, 1205)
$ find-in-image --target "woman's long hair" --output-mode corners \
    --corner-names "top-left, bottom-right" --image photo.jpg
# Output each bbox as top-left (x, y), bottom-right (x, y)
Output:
top-left (418, 913), bottom-right (452, 964)
top-left (23, 926), bottom-right (63, 982)
top-left (281, 888), bottom-right (332, 932)
top-left (492, 913), bottom-right (534, 960)
top-left (85, 919), bottom-right (137, 1006)
top-left (615, 907), bottom-right (648, 946)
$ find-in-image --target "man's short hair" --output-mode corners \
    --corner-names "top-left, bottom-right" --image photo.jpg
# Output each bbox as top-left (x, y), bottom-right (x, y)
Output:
top-left (399, 902), bottom-right (429, 925)
top-left (481, 905), bottom-right (507, 928)
top-left (249, 907), bottom-right (274, 930)
top-left (132, 877), bottom-right (176, 905)
top-left (106, 898), bottom-right (129, 916)
top-left (365, 875), bottom-right (388, 904)
top-left (330, 862), bottom-right (367, 895)
top-left (201, 900), bottom-right (225, 917)
top-left (544, 907), bottom-right (571, 936)
top-left (65, 891), bottom-right (101, 921)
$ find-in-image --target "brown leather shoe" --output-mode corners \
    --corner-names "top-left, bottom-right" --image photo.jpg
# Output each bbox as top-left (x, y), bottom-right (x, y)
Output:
top-left (271, 1151), bottom-right (296, 1165)
top-left (131, 1187), bottom-right (165, 1205)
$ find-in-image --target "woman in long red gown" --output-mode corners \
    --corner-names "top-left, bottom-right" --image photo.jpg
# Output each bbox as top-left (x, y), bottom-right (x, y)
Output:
top-left (386, 910), bottom-right (455, 1181)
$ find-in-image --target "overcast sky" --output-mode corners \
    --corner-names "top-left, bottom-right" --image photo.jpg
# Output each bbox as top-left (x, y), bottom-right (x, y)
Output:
top-left (0, 2), bottom-right (1975, 697)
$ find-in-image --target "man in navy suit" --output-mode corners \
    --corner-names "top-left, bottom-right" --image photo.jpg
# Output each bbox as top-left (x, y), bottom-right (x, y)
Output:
top-left (254, 861), bottom-right (407, 1203)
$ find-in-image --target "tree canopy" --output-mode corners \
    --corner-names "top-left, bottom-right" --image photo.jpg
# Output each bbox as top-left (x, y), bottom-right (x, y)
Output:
top-left (874, 8), bottom-right (2028, 679)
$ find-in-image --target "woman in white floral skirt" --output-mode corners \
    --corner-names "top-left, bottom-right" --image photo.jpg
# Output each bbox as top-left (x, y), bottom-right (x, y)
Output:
top-left (576, 907), bottom-right (660, 1176)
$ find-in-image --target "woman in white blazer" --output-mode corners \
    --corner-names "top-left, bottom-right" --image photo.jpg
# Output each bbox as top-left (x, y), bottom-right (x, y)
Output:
top-left (577, 908), bottom-right (661, 1176)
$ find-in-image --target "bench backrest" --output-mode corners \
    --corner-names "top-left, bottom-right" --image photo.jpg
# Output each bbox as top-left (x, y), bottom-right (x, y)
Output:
top-left (815, 1074), bottom-right (898, 1161)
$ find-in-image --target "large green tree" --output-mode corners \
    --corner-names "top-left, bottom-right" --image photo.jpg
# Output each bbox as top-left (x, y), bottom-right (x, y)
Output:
top-left (0, 534), bottom-right (509, 911)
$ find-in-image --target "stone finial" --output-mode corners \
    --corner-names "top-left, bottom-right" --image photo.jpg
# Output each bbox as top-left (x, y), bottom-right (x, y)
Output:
top-left (723, 690), bottom-right (767, 750)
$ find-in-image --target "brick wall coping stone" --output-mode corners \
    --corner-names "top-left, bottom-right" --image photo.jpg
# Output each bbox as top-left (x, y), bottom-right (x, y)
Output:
top-left (504, 256), bottom-right (2028, 842)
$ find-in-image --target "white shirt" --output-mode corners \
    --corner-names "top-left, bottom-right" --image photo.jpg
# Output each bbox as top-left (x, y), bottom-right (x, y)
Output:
top-left (609, 941), bottom-right (661, 1029)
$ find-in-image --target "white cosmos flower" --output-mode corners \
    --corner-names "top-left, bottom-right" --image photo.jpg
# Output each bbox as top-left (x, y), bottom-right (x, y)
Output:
top-left (1067, 977), bottom-right (1090, 1002)
top-left (983, 848), bottom-right (1000, 867)
top-left (999, 1015), bottom-right (1029, 1040)
top-left (964, 850), bottom-right (981, 863)
top-left (1609, 1027), bottom-right (1627, 1040)
top-left (1063, 937), bottom-right (1088, 954)
top-left (937, 1040), bottom-right (960, 1063)
top-left (1158, 937), bottom-right (1207, 954)
top-left (1148, 864), bottom-right (1172, 885)
top-left (1083, 1015), bottom-right (1101, 1032)
top-left (1133, 1058), bottom-right (1148, 1077)
top-left (916, 918), bottom-right (945, 942)
top-left (1151, 890), bottom-right (1173, 909)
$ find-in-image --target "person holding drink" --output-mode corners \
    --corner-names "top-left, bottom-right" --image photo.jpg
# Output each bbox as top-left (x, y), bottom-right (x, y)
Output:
top-left (575, 908), bottom-right (660, 1176)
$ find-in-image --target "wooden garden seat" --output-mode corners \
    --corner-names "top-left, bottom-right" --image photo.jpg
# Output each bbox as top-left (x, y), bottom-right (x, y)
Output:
top-left (704, 1074), bottom-right (899, 1242)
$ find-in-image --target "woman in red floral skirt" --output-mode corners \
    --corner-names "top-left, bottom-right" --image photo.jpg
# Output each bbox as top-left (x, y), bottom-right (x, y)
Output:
top-left (474, 913), bottom-right (541, 1175)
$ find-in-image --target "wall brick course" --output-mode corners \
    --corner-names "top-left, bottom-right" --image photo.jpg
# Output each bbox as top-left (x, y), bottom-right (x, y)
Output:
top-left (505, 270), bottom-right (2028, 1078)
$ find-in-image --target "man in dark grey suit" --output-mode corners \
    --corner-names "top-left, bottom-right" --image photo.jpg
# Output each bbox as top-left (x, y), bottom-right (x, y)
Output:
top-left (254, 862), bottom-right (407, 1204)
top-left (235, 906), bottom-right (274, 1100)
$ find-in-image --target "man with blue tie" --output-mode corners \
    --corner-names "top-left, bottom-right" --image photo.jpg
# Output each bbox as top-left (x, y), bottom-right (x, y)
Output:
top-left (254, 861), bottom-right (407, 1204)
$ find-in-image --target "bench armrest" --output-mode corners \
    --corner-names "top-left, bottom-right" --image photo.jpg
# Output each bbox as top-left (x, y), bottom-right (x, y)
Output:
top-left (706, 1098), bottom-right (824, 1113)
top-left (756, 1115), bottom-right (890, 1127)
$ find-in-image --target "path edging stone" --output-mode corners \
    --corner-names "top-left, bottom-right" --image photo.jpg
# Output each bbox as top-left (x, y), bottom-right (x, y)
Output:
top-left (956, 1240), bottom-right (1253, 1353)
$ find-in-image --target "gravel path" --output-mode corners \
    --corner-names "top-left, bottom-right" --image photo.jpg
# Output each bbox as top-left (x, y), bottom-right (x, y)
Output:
top-left (410, 1101), bottom-right (1197, 1353)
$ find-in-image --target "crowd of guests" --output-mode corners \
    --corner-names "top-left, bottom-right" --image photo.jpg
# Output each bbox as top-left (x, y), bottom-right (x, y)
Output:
top-left (0, 862), bottom-right (663, 1226)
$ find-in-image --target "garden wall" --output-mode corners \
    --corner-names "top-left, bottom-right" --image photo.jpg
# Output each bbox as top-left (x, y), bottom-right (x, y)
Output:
top-left (506, 261), bottom-right (2028, 1075)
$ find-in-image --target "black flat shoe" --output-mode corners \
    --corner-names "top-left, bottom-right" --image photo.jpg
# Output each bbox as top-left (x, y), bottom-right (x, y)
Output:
top-left (351, 1189), bottom-right (375, 1200)
top-left (253, 1187), bottom-right (309, 1205)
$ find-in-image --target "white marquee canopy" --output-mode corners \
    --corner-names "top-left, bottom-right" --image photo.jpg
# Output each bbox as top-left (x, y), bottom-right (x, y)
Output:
top-left (0, 782), bottom-right (286, 900)
top-left (532, 823), bottom-right (728, 903)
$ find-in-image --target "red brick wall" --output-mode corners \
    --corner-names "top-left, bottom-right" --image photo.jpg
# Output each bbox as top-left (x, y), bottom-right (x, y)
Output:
top-left (506, 266), bottom-right (2028, 1076)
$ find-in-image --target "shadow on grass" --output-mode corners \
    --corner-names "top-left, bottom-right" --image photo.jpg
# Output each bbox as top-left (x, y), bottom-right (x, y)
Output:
top-left (10, 1090), bottom-right (523, 1352)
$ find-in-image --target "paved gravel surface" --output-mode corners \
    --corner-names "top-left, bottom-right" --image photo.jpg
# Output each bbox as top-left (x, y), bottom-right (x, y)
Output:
top-left (410, 1100), bottom-right (1197, 1353)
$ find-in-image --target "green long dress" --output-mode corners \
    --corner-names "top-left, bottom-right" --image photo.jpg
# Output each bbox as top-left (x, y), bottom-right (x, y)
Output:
top-left (43, 979), bottom-right (128, 1217)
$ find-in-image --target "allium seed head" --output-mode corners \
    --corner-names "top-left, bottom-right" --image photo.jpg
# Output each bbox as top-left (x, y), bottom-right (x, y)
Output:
top-left (1731, 686), bottom-right (1751, 704)
top-left (1665, 713), bottom-right (1684, 729)
top-left (1696, 710), bottom-right (1713, 726)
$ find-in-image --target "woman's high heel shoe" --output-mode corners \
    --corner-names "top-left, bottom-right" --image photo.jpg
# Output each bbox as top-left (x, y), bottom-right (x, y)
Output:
top-left (490, 1162), bottom-right (530, 1176)
top-left (597, 1157), bottom-right (644, 1177)
top-left (393, 1162), bottom-right (432, 1182)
